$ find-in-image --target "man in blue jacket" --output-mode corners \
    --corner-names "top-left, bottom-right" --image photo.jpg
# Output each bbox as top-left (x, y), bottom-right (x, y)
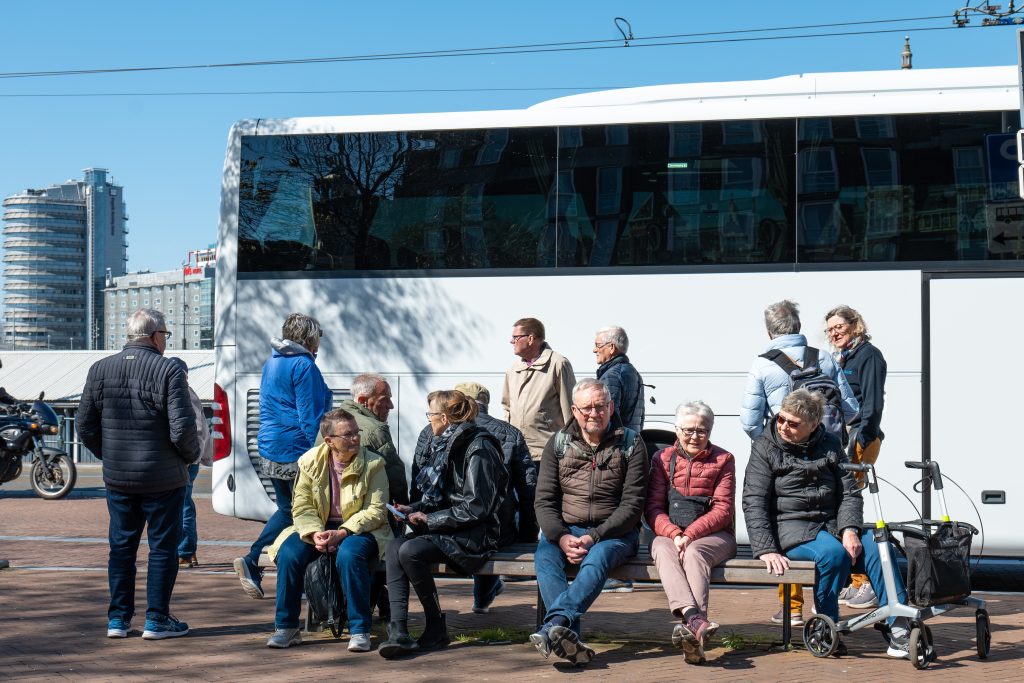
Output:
top-left (233, 313), bottom-right (333, 600)
top-left (77, 309), bottom-right (201, 640)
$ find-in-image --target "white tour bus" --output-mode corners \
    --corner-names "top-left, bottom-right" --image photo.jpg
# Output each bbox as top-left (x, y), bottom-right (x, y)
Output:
top-left (211, 65), bottom-right (1024, 582)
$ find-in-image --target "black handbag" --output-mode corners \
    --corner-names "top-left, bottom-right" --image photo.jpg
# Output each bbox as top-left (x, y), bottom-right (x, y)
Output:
top-left (667, 451), bottom-right (712, 529)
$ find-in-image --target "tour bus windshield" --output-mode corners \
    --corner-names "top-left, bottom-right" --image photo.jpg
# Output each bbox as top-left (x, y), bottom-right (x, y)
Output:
top-left (237, 111), bottom-right (1020, 274)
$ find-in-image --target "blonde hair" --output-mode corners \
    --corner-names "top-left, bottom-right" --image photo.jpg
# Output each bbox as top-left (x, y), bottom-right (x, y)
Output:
top-left (427, 390), bottom-right (479, 424)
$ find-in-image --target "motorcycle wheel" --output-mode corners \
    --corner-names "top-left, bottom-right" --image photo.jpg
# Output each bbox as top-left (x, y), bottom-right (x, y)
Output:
top-left (30, 451), bottom-right (77, 500)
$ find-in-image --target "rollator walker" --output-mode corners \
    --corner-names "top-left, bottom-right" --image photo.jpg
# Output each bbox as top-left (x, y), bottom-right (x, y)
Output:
top-left (802, 459), bottom-right (991, 669)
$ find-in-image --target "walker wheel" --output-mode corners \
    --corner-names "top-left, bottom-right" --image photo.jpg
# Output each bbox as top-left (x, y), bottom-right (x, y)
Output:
top-left (909, 626), bottom-right (931, 670)
top-left (802, 614), bottom-right (838, 658)
top-left (975, 610), bottom-right (991, 659)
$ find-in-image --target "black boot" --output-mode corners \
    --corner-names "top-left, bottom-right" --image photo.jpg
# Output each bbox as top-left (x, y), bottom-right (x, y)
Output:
top-left (379, 621), bottom-right (418, 659)
top-left (417, 613), bottom-right (451, 651)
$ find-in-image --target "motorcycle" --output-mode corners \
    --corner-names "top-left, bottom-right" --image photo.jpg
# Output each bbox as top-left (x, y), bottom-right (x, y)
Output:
top-left (0, 386), bottom-right (77, 500)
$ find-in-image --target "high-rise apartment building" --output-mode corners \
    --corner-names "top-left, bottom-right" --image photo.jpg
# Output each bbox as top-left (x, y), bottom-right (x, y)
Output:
top-left (2, 169), bottom-right (128, 349)
top-left (103, 248), bottom-right (215, 350)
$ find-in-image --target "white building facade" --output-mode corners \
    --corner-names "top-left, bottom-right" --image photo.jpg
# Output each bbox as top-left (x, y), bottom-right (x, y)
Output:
top-left (103, 248), bottom-right (215, 350)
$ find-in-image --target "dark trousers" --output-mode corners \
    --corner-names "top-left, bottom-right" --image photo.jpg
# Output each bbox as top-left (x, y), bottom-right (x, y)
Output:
top-left (385, 536), bottom-right (447, 624)
top-left (245, 476), bottom-right (294, 566)
top-left (106, 486), bottom-right (187, 622)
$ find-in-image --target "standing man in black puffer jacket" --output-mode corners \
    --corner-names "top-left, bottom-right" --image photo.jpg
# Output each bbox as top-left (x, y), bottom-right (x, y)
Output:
top-left (77, 309), bottom-right (201, 642)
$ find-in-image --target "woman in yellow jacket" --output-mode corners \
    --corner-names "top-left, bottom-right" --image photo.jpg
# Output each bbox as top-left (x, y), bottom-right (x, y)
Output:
top-left (265, 408), bottom-right (393, 651)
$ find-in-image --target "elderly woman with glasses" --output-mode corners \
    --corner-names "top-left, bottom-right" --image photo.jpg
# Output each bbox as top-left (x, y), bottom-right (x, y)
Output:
top-left (263, 408), bottom-right (393, 651)
top-left (645, 401), bottom-right (737, 664)
top-left (379, 390), bottom-right (512, 660)
top-left (742, 388), bottom-right (911, 658)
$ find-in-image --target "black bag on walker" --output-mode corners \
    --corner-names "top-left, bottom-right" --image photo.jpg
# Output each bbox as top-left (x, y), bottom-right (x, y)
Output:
top-left (903, 521), bottom-right (973, 607)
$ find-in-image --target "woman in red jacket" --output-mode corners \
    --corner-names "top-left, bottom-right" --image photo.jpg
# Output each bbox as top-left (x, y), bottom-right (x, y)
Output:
top-left (645, 401), bottom-right (737, 664)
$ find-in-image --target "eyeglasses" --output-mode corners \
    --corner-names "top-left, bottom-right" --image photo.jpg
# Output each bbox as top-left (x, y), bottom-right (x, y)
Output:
top-left (327, 431), bottom-right (360, 441)
top-left (152, 330), bottom-right (172, 339)
top-left (825, 323), bottom-right (848, 334)
top-left (679, 427), bottom-right (709, 438)
top-left (425, 411), bottom-right (442, 419)
top-left (574, 403), bottom-right (609, 415)
top-left (510, 334), bottom-right (529, 343)
top-left (775, 415), bottom-right (804, 430)
top-left (593, 341), bottom-right (613, 351)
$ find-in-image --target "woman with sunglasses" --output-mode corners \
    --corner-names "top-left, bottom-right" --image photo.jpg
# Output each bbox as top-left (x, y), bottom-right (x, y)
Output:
top-left (742, 389), bottom-right (911, 658)
top-left (645, 401), bottom-right (736, 665)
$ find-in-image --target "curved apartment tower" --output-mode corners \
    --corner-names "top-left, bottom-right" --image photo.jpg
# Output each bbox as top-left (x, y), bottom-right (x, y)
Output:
top-left (2, 169), bottom-right (127, 349)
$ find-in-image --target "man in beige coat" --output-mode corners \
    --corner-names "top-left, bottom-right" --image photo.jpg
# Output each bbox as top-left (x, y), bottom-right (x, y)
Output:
top-left (502, 317), bottom-right (576, 460)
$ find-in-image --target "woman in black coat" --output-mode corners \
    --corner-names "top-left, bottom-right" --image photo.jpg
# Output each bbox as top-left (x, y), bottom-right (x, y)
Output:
top-left (379, 390), bottom-right (511, 660)
top-left (742, 388), bottom-right (910, 658)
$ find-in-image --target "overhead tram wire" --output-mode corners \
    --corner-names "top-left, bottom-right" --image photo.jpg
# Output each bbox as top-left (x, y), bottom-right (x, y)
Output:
top-left (0, 14), bottom-right (961, 81)
top-left (0, 86), bottom-right (631, 98)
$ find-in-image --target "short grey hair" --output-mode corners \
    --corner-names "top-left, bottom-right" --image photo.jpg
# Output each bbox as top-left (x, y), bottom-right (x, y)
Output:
top-left (674, 400), bottom-right (715, 431)
top-left (764, 300), bottom-right (801, 338)
top-left (127, 309), bottom-right (166, 341)
top-left (351, 373), bottom-right (386, 400)
top-left (281, 313), bottom-right (323, 350)
top-left (572, 378), bottom-right (611, 405)
top-left (780, 388), bottom-right (825, 426)
top-left (596, 326), bottom-right (629, 353)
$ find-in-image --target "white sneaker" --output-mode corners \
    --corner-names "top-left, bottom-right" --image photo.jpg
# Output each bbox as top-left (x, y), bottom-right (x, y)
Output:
top-left (846, 583), bottom-right (879, 609)
top-left (348, 633), bottom-right (372, 652)
top-left (837, 584), bottom-right (858, 606)
top-left (267, 627), bottom-right (302, 648)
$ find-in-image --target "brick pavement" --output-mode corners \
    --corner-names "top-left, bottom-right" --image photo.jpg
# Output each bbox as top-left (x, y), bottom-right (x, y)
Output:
top-left (1, 468), bottom-right (1022, 681)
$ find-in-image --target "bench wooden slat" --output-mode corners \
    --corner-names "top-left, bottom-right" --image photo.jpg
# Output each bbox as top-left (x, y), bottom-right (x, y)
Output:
top-left (435, 548), bottom-right (816, 586)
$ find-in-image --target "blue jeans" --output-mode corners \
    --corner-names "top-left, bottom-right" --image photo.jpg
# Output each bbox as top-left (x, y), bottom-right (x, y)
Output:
top-left (246, 476), bottom-right (294, 567)
top-left (178, 464), bottom-right (200, 558)
top-left (787, 528), bottom-right (908, 622)
top-left (106, 486), bottom-right (186, 621)
top-left (274, 531), bottom-right (379, 633)
top-left (535, 525), bottom-right (639, 634)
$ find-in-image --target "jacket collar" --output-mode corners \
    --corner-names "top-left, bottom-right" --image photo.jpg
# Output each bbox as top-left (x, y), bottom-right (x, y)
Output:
top-left (513, 343), bottom-right (553, 372)
top-left (339, 398), bottom-right (380, 424)
top-left (270, 337), bottom-right (315, 359)
top-left (301, 442), bottom-right (367, 480)
top-left (596, 353), bottom-right (629, 378)
top-left (123, 341), bottom-right (160, 355)
top-left (768, 419), bottom-right (826, 458)
top-left (763, 333), bottom-right (807, 353)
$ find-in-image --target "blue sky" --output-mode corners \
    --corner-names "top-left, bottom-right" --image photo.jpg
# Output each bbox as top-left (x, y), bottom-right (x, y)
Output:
top-left (0, 1), bottom-right (1018, 272)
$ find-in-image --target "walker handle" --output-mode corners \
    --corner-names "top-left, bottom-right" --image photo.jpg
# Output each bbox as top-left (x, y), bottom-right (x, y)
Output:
top-left (840, 462), bottom-right (871, 473)
top-left (904, 460), bottom-right (943, 490)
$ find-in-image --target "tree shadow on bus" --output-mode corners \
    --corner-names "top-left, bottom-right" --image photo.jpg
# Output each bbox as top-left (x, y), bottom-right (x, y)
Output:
top-left (235, 274), bottom-right (489, 390)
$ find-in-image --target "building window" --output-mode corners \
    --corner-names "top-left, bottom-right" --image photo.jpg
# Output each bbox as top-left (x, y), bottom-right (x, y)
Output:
top-left (143, 299), bottom-right (149, 306)
top-left (154, 298), bottom-right (161, 305)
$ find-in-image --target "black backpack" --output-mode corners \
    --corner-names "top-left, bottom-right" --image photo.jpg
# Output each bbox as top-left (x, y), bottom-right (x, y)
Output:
top-left (303, 550), bottom-right (346, 638)
top-left (760, 346), bottom-right (848, 446)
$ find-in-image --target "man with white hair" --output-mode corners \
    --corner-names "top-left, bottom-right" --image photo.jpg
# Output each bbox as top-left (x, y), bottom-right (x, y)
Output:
top-left (593, 326), bottom-right (645, 433)
top-left (530, 379), bottom-right (648, 667)
top-left (339, 373), bottom-right (407, 506)
top-left (77, 309), bottom-right (201, 641)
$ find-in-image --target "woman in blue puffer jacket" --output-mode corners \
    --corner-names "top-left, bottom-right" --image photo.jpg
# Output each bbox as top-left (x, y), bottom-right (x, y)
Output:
top-left (233, 313), bottom-right (333, 600)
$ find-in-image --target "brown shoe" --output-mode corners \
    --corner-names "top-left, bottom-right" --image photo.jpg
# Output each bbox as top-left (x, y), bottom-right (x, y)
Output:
top-left (178, 555), bottom-right (198, 568)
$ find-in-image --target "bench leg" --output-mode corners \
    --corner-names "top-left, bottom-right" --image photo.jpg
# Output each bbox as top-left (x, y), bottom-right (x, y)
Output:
top-left (304, 599), bottom-right (318, 634)
top-left (535, 585), bottom-right (546, 632)
top-left (782, 583), bottom-right (792, 649)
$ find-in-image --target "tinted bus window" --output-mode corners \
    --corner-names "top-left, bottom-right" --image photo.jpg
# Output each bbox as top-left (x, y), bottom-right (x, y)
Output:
top-left (557, 120), bottom-right (796, 266)
top-left (797, 111), bottom-right (1022, 263)
top-left (238, 128), bottom-right (556, 272)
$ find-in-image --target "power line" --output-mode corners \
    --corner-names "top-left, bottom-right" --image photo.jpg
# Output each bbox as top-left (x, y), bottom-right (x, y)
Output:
top-left (0, 86), bottom-right (624, 98)
top-left (0, 15), bottom-right (962, 81)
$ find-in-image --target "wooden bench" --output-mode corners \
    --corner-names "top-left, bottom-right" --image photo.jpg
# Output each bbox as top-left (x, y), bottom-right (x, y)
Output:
top-left (433, 542), bottom-right (816, 647)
